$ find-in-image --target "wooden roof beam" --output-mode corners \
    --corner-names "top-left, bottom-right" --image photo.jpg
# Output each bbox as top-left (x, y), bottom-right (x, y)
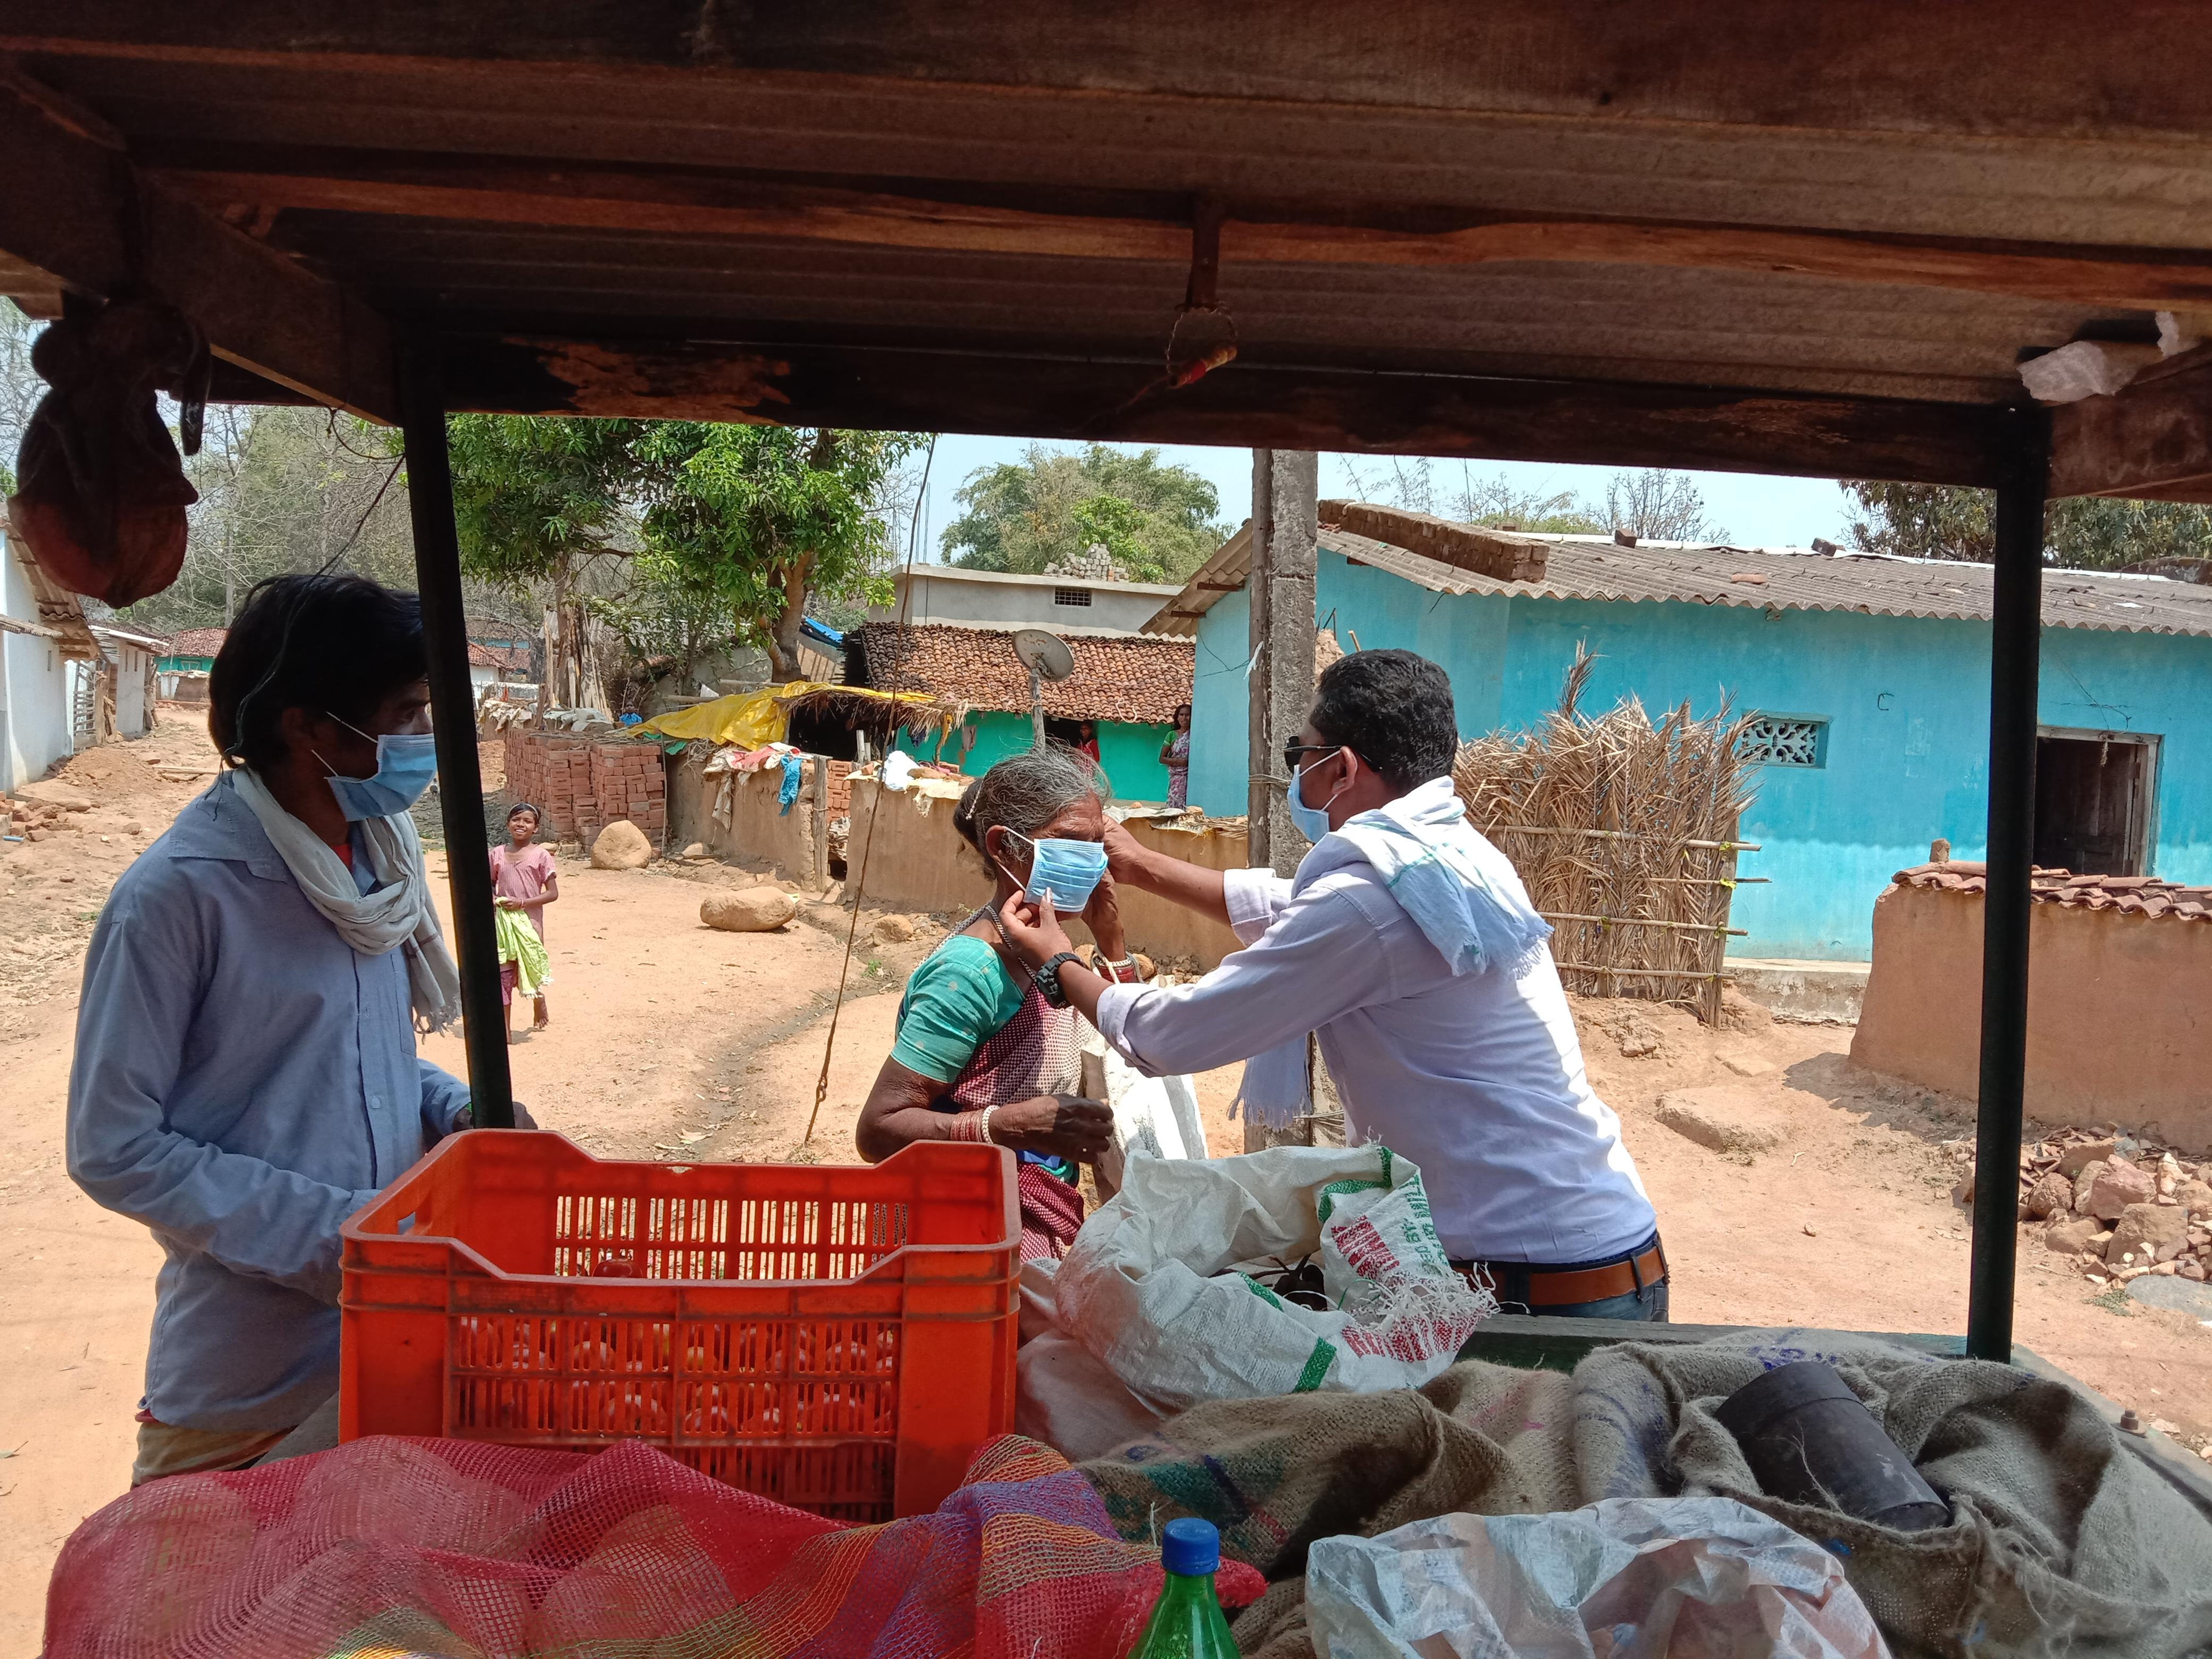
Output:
top-left (146, 160), bottom-right (2212, 314)
top-left (446, 333), bottom-right (2007, 488)
top-left (0, 77), bottom-right (396, 421)
top-left (2049, 343), bottom-right (2212, 504)
top-left (9, 3), bottom-right (2212, 147)
top-left (1319, 501), bottom-right (1552, 582)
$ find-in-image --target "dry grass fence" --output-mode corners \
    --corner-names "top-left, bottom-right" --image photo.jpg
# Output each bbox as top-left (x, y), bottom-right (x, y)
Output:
top-left (1453, 649), bottom-right (1762, 1022)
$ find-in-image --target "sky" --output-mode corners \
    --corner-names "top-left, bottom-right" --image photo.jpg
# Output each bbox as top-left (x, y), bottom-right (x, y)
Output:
top-left (904, 432), bottom-right (1862, 564)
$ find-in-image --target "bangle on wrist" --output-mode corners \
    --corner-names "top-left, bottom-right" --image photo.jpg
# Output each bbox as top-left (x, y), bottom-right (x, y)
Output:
top-left (948, 1105), bottom-right (997, 1146)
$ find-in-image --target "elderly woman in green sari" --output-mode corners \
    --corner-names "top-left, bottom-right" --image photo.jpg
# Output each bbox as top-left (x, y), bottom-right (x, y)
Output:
top-left (856, 747), bottom-right (1142, 1259)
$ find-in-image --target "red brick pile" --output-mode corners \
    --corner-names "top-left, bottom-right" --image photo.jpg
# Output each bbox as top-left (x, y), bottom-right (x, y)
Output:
top-left (502, 729), bottom-right (666, 845)
top-left (1892, 861), bottom-right (2212, 921)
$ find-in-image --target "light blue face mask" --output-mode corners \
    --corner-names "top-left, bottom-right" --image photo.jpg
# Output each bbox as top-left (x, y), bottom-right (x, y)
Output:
top-left (997, 829), bottom-right (1109, 911)
top-left (318, 716), bottom-right (440, 821)
top-left (1287, 758), bottom-right (1346, 842)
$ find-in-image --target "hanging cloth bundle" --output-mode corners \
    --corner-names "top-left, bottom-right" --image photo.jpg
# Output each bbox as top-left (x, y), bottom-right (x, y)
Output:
top-left (5, 296), bottom-right (210, 605)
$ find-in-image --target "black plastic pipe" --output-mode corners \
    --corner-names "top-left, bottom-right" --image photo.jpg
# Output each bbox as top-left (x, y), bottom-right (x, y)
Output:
top-left (1967, 405), bottom-right (2049, 1361)
top-left (397, 335), bottom-right (515, 1128)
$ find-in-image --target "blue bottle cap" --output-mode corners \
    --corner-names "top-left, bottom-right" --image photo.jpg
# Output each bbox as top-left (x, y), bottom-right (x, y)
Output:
top-left (1160, 1515), bottom-right (1220, 1577)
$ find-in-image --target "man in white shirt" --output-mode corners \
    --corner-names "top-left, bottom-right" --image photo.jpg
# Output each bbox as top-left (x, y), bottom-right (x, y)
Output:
top-left (996, 649), bottom-right (1668, 1320)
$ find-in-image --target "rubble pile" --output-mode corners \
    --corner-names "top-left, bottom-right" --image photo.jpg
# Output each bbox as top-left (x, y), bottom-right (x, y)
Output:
top-left (1942, 1129), bottom-right (2212, 1286)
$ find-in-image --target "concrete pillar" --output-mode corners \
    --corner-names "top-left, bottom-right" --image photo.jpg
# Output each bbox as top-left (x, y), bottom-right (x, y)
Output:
top-left (1247, 449), bottom-right (1318, 877)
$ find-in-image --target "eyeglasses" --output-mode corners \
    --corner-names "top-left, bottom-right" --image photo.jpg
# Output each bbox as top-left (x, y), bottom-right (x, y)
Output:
top-left (1283, 742), bottom-right (1342, 775)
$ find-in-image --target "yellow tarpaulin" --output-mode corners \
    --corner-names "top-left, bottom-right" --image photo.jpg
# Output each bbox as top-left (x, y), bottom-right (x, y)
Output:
top-left (631, 683), bottom-right (943, 750)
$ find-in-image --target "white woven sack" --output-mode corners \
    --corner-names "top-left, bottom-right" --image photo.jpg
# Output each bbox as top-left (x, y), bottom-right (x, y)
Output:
top-left (1054, 1145), bottom-right (1495, 1415)
top-left (1078, 1022), bottom-right (1208, 1163)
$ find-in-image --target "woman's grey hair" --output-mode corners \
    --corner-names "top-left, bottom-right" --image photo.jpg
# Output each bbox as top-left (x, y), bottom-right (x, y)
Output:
top-left (953, 743), bottom-right (1110, 857)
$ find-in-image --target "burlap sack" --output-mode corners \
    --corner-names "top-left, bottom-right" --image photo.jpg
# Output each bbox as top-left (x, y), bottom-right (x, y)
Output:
top-left (1079, 1328), bottom-right (2212, 1659)
top-left (1579, 1331), bottom-right (2212, 1658)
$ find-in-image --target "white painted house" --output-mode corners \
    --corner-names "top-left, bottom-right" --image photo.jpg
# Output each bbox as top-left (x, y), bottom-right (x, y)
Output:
top-left (874, 564), bottom-right (1183, 638)
top-left (1, 526), bottom-right (99, 794)
top-left (91, 623), bottom-right (164, 742)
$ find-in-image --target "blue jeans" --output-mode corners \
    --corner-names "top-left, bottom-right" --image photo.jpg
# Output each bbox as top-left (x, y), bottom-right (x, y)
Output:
top-left (1456, 1232), bottom-right (1670, 1322)
top-left (1530, 1281), bottom-right (1670, 1321)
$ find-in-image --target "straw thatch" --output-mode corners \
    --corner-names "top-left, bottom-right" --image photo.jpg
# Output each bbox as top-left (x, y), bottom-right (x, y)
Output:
top-left (776, 684), bottom-right (966, 738)
top-left (1453, 648), bottom-right (1761, 1019)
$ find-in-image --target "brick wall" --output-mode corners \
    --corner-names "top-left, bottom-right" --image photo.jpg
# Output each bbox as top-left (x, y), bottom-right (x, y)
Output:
top-left (590, 741), bottom-right (666, 842)
top-left (502, 728), bottom-right (666, 845)
top-left (824, 759), bottom-right (854, 817)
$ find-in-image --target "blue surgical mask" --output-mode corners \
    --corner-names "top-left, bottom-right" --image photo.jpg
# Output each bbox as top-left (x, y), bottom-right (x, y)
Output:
top-left (317, 716), bottom-right (440, 820)
top-left (997, 830), bottom-right (1109, 911)
top-left (1287, 760), bottom-right (1345, 843)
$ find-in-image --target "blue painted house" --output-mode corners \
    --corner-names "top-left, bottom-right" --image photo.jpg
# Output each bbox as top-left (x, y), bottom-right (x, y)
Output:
top-left (1144, 516), bottom-right (2212, 962)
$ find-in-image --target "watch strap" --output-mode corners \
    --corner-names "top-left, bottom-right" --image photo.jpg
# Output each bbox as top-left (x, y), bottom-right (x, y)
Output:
top-left (1034, 951), bottom-right (1082, 1007)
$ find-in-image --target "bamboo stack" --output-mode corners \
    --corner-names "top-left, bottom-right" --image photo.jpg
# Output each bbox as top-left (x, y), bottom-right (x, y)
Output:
top-left (1453, 649), bottom-right (1761, 1021)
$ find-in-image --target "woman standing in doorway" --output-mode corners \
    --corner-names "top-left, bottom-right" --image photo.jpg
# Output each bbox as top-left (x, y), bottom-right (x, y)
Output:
top-left (1159, 702), bottom-right (1193, 808)
top-left (490, 802), bottom-right (559, 1041)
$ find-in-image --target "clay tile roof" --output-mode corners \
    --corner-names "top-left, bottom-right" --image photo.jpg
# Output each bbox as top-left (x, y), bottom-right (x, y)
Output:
top-left (468, 642), bottom-right (531, 671)
top-left (166, 627), bottom-right (228, 657)
top-left (1891, 861), bottom-right (2209, 920)
top-left (850, 622), bottom-right (1193, 725)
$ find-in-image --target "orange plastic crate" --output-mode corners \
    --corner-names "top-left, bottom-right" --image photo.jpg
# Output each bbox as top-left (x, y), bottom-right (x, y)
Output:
top-left (340, 1132), bottom-right (1020, 1521)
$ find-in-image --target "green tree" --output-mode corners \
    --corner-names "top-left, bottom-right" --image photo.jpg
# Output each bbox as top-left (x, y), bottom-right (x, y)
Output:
top-left (1071, 493), bottom-right (1146, 571)
top-left (941, 443), bottom-right (1227, 582)
top-left (446, 415), bottom-right (644, 585)
top-left (111, 406), bottom-right (419, 634)
top-left (0, 299), bottom-right (36, 501)
top-left (637, 424), bottom-right (924, 678)
top-left (1841, 481), bottom-right (2212, 571)
top-left (441, 417), bottom-right (922, 688)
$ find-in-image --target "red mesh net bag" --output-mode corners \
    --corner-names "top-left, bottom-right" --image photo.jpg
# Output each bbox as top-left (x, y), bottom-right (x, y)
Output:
top-left (44, 1434), bottom-right (1261, 1658)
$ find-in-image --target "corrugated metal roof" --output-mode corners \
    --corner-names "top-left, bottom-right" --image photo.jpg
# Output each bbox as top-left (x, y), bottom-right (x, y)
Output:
top-left (1142, 516), bottom-right (2212, 641)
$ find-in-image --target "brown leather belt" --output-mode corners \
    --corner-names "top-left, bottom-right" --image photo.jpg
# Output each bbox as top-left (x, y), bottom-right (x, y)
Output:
top-left (1454, 1237), bottom-right (1669, 1308)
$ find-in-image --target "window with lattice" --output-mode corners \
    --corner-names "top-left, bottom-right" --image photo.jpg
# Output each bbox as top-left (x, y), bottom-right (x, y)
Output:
top-left (1052, 588), bottom-right (1092, 607)
top-left (1739, 714), bottom-right (1827, 767)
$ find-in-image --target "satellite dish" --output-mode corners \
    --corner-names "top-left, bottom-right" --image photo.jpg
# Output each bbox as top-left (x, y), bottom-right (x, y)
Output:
top-left (1012, 629), bottom-right (1076, 751)
top-left (1012, 628), bottom-right (1076, 681)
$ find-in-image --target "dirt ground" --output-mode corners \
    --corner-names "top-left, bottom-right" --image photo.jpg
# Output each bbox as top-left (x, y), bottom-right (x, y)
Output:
top-left (4, 713), bottom-right (2209, 1650)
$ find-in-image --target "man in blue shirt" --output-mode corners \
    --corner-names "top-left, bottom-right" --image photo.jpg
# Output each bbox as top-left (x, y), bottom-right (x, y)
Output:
top-left (68, 573), bottom-right (512, 1485)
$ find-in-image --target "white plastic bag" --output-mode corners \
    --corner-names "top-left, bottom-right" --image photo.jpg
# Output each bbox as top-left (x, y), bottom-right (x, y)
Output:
top-left (1053, 1146), bottom-right (1494, 1414)
top-left (1306, 1497), bottom-right (1890, 1659)
top-left (1079, 1022), bottom-right (1207, 1163)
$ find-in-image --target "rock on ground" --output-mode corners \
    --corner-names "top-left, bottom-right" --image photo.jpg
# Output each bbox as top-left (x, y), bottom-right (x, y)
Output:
top-left (871, 914), bottom-right (916, 943)
top-left (590, 820), bottom-right (654, 870)
top-left (2126, 1275), bottom-right (2212, 1319)
top-left (1715, 988), bottom-right (1774, 1035)
top-left (2108, 1202), bottom-right (2191, 1267)
top-left (1652, 1088), bottom-right (1788, 1154)
top-left (2025, 1171), bottom-right (2075, 1219)
top-left (2058, 1138), bottom-right (2117, 1177)
top-left (13, 781), bottom-right (92, 812)
top-left (2088, 1159), bottom-right (2157, 1221)
top-left (701, 887), bottom-right (797, 932)
top-left (2176, 1178), bottom-right (2212, 1218)
top-left (2044, 1216), bottom-right (2103, 1254)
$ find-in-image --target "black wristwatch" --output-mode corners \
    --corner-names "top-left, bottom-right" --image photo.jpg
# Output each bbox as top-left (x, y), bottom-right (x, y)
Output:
top-left (1033, 951), bottom-right (1083, 1007)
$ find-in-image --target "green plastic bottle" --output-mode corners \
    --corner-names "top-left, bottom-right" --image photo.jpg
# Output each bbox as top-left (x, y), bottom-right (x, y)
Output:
top-left (1127, 1516), bottom-right (1240, 1658)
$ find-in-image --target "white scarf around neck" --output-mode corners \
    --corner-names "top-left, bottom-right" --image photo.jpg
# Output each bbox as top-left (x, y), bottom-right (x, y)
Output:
top-left (1234, 776), bottom-right (1553, 1128)
top-left (229, 767), bottom-right (464, 1034)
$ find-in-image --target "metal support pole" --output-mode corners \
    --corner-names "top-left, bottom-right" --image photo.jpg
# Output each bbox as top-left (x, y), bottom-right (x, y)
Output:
top-left (1967, 404), bottom-right (2049, 1360)
top-left (397, 334), bottom-right (515, 1128)
top-left (1030, 664), bottom-right (1045, 750)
